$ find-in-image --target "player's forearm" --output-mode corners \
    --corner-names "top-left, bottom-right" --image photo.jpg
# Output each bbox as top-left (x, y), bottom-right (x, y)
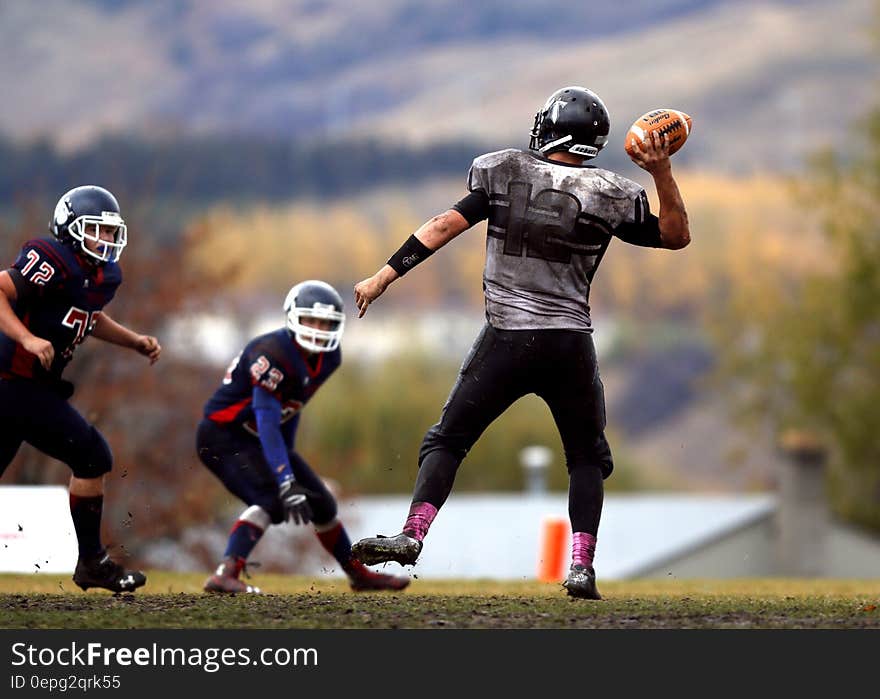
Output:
top-left (414, 209), bottom-right (469, 250)
top-left (253, 389), bottom-right (294, 483)
top-left (259, 428), bottom-right (294, 484)
top-left (384, 210), bottom-right (469, 279)
top-left (91, 313), bottom-right (140, 348)
top-left (355, 210), bottom-right (470, 317)
top-left (373, 264), bottom-right (400, 289)
top-left (652, 166), bottom-right (691, 249)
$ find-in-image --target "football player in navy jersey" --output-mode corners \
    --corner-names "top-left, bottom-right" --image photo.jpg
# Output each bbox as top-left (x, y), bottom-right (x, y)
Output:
top-left (0, 185), bottom-right (161, 593)
top-left (351, 87), bottom-right (691, 599)
top-left (197, 280), bottom-right (409, 594)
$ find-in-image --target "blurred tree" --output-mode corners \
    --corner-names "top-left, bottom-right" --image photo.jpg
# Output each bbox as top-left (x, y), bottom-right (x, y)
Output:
top-left (710, 108), bottom-right (880, 532)
top-left (0, 134), bottom-right (480, 207)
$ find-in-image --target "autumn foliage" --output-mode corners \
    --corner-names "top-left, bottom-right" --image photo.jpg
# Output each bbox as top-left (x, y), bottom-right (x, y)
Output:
top-left (5, 160), bottom-right (866, 567)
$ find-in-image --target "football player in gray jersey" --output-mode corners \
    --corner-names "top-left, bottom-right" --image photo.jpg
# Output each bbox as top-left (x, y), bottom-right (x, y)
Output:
top-left (351, 86), bottom-right (690, 599)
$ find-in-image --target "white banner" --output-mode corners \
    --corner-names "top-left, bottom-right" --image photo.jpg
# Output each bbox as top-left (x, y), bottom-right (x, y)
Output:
top-left (0, 486), bottom-right (78, 573)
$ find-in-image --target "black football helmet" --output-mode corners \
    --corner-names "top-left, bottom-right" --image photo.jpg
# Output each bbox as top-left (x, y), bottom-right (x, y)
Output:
top-left (283, 280), bottom-right (345, 353)
top-left (51, 185), bottom-right (127, 263)
top-left (529, 86), bottom-right (610, 159)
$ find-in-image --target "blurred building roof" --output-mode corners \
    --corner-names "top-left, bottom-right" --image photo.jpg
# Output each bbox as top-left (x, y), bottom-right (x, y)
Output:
top-left (336, 493), bottom-right (778, 580)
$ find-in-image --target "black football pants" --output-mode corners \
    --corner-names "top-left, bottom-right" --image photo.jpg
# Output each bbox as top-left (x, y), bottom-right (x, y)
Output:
top-left (414, 323), bottom-right (612, 535)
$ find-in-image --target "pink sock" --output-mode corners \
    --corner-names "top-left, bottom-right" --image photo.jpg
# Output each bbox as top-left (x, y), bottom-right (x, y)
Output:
top-left (572, 532), bottom-right (597, 568)
top-left (402, 501), bottom-right (438, 542)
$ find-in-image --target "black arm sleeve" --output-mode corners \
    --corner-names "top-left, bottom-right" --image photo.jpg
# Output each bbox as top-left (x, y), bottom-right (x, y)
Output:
top-left (452, 190), bottom-right (490, 226)
top-left (6, 269), bottom-right (35, 303)
top-left (614, 214), bottom-right (664, 248)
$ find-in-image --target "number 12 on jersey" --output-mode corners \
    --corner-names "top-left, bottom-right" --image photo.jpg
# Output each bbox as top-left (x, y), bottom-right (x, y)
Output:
top-left (492, 181), bottom-right (611, 264)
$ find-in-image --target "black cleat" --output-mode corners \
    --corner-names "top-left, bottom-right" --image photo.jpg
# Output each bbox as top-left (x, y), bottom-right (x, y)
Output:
top-left (73, 551), bottom-right (146, 593)
top-left (562, 565), bottom-right (602, 600)
top-left (351, 533), bottom-right (422, 566)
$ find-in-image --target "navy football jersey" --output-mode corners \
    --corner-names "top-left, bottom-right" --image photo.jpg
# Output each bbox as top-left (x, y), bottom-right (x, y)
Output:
top-left (204, 328), bottom-right (341, 443)
top-left (0, 237), bottom-right (122, 382)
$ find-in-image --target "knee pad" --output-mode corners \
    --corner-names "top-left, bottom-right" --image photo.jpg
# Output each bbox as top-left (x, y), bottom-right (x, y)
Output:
top-left (307, 489), bottom-right (337, 526)
top-left (418, 425), bottom-right (469, 466)
top-left (593, 433), bottom-right (613, 473)
top-left (263, 488), bottom-right (337, 526)
top-left (418, 425), bottom-right (443, 466)
top-left (262, 495), bottom-right (288, 525)
top-left (566, 433), bottom-right (614, 480)
top-left (69, 427), bottom-right (113, 479)
top-left (591, 375), bottom-right (608, 434)
top-left (239, 505), bottom-right (271, 530)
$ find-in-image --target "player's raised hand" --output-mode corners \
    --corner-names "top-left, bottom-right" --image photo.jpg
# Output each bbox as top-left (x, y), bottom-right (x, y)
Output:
top-left (354, 271), bottom-right (392, 318)
top-left (23, 335), bottom-right (54, 370)
top-left (134, 335), bottom-right (162, 364)
top-left (629, 130), bottom-right (671, 173)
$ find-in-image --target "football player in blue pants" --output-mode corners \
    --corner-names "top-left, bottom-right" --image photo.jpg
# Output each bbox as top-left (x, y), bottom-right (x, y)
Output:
top-left (0, 185), bottom-right (161, 593)
top-left (197, 280), bottom-right (410, 594)
top-left (351, 87), bottom-right (691, 599)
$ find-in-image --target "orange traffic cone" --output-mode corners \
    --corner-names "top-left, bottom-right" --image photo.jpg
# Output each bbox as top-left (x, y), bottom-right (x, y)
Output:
top-left (537, 516), bottom-right (569, 582)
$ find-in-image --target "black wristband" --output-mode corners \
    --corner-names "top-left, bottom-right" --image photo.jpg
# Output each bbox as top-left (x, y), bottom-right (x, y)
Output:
top-left (387, 235), bottom-right (434, 276)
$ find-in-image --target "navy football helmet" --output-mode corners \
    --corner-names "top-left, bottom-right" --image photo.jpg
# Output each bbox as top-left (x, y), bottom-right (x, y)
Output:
top-left (51, 185), bottom-right (127, 263)
top-left (283, 280), bottom-right (345, 353)
top-left (529, 86), bottom-right (610, 159)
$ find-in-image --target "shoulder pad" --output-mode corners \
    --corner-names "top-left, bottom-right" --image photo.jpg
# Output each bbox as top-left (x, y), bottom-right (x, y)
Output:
top-left (471, 149), bottom-right (520, 170)
top-left (588, 168), bottom-right (646, 200)
top-left (18, 237), bottom-right (75, 280)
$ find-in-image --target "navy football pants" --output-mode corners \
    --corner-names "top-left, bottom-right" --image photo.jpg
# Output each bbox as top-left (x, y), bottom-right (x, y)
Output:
top-left (0, 377), bottom-right (112, 479)
top-left (196, 419), bottom-right (337, 526)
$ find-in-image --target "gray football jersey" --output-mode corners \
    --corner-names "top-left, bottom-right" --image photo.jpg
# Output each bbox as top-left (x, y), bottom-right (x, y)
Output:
top-left (467, 148), bottom-right (656, 331)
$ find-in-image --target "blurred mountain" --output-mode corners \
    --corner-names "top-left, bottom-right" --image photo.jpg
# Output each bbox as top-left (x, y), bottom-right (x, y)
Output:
top-left (0, 0), bottom-right (876, 172)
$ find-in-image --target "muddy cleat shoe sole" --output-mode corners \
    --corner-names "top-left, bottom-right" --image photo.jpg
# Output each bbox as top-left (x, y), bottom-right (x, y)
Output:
top-left (349, 571), bottom-right (411, 592)
top-left (73, 553), bottom-right (147, 593)
top-left (351, 533), bottom-right (422, 566)
top-left (563, 565), bottom-right (602, 600)
top-left (203, 575), bottom-right (262, 594)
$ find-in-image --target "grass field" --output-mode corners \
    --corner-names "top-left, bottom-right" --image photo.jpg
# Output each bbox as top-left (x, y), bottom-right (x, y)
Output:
top-left (2, 573), bottom-right (879, 629)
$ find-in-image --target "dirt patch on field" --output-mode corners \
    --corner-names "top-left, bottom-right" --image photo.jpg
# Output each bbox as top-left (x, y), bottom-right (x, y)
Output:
top-left (3, 592), bottom-right (879, 629)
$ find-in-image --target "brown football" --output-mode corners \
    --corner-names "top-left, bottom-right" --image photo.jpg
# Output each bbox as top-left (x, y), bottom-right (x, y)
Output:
top-left (624, 109), bottom-right (692, 157)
